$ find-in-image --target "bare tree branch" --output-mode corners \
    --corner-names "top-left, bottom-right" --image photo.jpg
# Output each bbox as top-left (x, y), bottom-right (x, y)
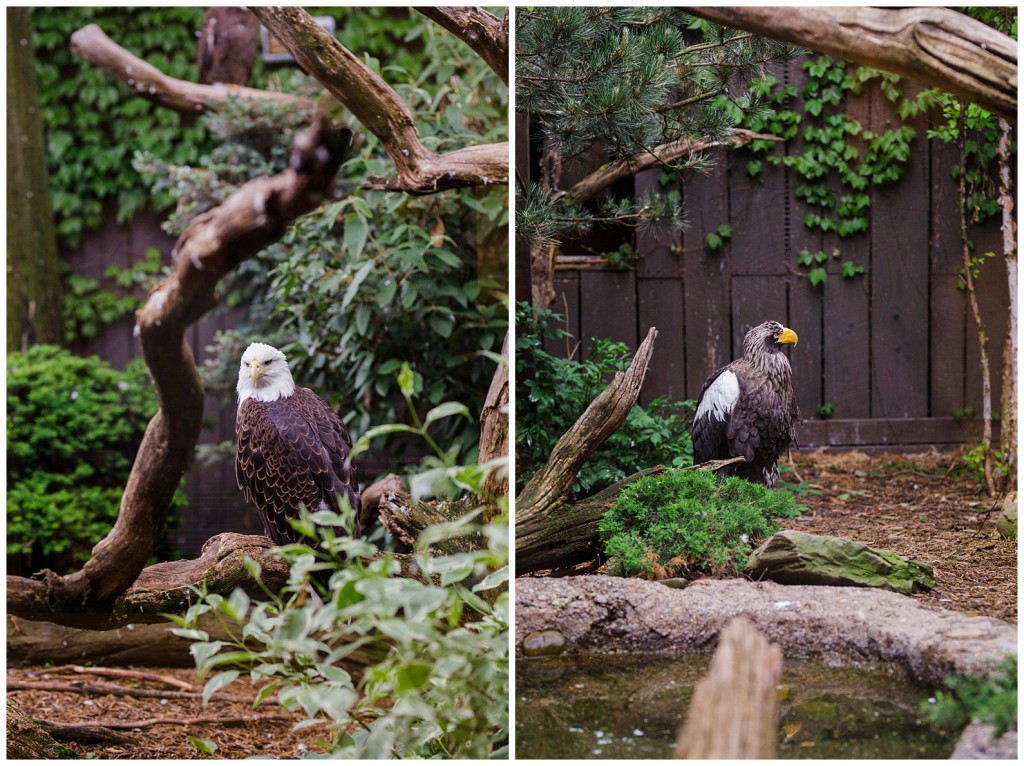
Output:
top-left (561, 129), bottom-right (782, 206)
top-left (250, 6), bottom-right (508, 194)
top-left (415, 6), bottom-right (509, 86)
top-left (69, 24), bottom-right (313, 115)
top-left (686, 6), bottom-right (1017, 122)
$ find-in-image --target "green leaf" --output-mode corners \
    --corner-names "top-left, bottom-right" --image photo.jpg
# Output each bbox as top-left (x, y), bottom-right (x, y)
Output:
top-left (341, 261), bottom-right (374, 311)
top-left (189, 737), bottom-right (218, 755)
top-left (397, 362), bottom-right (415, 397)
top-left (396, 662), bottom-right (433, 693)
top-left (351, 423), bottom-right (420, 457)
top-left (343, 214), bottom-right (370, 259)
top-left (808, 267), bottom-right (828, 287)
top-left (424, 401), bottom-right (471, 428)
top-left (202, 670), bottom-right (240, 705)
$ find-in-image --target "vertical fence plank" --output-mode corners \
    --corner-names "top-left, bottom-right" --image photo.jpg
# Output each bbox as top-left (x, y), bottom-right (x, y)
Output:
top-left (869, 84), bottom-right (930, 418)
top-left (579, 268), bottom-right (637, 361)
top-left (682, 160), bottom-right (731, 398)
top-left (638, 278), bottom-right (685, 404)
top-left (636, 168), bottom-right (683, 279)
top-left (929, 138), bottom-right (968, 416)
top-left (543, 271), bottom-right (581, 358)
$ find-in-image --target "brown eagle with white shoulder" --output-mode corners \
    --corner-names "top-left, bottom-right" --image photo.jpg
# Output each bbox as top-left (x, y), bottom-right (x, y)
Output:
top-left (692, 320), bottom-right (799, 487)
top-left (235, 342), bottom-right (361, 544)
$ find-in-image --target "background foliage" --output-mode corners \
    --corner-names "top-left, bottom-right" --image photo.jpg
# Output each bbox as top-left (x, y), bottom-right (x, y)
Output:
top-left (7, 345), bottom-right (185, 572)
top-left (515, 302), bottom-right (694, 497)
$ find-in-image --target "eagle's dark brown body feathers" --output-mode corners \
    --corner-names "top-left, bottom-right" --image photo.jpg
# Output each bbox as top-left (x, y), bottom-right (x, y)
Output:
top-left (236, 388), bottom-right (359, 544)
top-left (692, 321), bottom-right (799, 487)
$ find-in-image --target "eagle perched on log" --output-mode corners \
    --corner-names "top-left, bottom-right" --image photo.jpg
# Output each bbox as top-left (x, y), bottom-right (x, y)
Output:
top-left (692, 321), bottom-right (799, 487)
top-left (235, 342), bottom-right (361, 544)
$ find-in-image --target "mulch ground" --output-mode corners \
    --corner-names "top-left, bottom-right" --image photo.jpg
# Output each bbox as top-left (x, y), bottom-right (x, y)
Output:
top-left (782, 448), bottom-right (1016, 624)
top-left (7, 665), bottom-right (335, 759)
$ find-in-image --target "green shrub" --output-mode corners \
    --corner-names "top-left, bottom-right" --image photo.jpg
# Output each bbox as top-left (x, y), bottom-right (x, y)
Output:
top-left (516, 302), bottom-right (694, 497)
top-left (922, 655), bottom-right (1017, 737)
top-left (7, 345), bottom-right (184, 572)
top-left (599, 469), bottom-right (802, 578)
top-left (176, 486), bottom-right (509, 758)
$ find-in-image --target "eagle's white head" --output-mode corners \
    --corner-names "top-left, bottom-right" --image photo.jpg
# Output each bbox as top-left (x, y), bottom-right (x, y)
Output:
top-left (237, 342), bottom-right (296, 405)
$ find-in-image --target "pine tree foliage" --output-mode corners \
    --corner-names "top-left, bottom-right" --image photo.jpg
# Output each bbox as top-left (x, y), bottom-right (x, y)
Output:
top-left (516, 7), bottom-right (799, 246)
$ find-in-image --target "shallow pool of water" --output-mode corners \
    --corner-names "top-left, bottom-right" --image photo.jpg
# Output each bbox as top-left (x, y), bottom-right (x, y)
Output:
top-left (516, 653), bottom-right (958, 759)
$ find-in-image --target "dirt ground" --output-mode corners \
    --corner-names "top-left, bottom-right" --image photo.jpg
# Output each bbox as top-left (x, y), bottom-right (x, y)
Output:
top-left (782, 448), bottom-right (1016, 624)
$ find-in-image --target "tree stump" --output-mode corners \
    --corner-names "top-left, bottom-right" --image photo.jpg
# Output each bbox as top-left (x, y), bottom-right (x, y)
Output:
top-left (675, 616), bottom-right (782, 759)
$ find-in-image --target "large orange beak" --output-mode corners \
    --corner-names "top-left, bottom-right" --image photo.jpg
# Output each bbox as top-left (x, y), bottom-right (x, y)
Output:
top-left (778, 327), bottom-right (798, 346)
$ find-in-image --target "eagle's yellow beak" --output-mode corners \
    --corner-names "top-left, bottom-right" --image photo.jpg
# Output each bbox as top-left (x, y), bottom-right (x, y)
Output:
top-left (778, 327), bottom-right (798, 346)
top-left (250, 360), bottom-right (263, 384)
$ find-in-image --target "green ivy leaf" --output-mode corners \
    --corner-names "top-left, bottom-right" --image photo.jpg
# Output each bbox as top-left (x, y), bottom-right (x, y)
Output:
top-left (807, 267), bottom-right (828, 287)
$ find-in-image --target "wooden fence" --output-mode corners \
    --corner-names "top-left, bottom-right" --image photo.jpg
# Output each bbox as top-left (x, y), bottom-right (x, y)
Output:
top-left (517, 59), bottom-right (1010, 451)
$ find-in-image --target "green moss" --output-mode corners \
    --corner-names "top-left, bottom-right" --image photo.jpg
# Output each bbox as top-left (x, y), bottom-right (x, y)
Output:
top-left (599, 469), bottom-right (803, 578)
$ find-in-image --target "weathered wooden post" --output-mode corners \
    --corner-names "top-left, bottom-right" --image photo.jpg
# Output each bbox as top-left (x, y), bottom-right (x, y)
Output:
top-left (675, 616), bottom-right (782, 759)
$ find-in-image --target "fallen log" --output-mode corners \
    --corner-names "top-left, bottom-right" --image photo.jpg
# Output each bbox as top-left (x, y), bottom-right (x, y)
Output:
top-left (675, 616), bottom-right (783, 759)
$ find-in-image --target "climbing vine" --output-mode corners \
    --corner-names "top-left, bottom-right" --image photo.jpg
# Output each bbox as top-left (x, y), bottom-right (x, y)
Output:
top-left (739, 55), bottom-right (937, 286)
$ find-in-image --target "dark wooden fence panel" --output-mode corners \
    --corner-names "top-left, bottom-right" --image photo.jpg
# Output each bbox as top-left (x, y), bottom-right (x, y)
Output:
top-left (525, 60), bottom-right (1010, 451)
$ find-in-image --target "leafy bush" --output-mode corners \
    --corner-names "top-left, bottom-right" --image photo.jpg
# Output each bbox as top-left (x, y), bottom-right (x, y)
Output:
top-left (175, 481), bottom-right (508, 757)
top-left (516, 301), bottom-right (694, 496)
top-left (921, 656), bottom-right (1017, 737)
top-left (7, 345), bottom-right (185, 572)
top-left (598, 469), bottom-right (803, 578)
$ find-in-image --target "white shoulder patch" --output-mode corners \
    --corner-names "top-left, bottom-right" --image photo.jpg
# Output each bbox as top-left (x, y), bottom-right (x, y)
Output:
top-left (695, 369), bottom-right (740, 423)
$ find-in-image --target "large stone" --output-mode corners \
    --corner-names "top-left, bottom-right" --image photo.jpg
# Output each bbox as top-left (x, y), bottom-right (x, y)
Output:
top-left (744, 530), bottom-right (935, 595)
top-left (996, 492), bottom-right (1016, 540)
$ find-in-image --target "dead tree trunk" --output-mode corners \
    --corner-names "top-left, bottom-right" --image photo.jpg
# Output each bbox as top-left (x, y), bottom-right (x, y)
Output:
top-left (675, 617), bottom-right (783, 759)
top-left (479, 331), bottom-right (510, 520)
top-left (997, 117), bottom-right (1017, 489)
top-left (516, 328), bottom-right (659, 573)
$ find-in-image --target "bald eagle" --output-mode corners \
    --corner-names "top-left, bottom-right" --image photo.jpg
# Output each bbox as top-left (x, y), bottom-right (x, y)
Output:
top-left (198, 7), bottom-right (260, 86)
top-left (235, 342), bottom-right (361, 545)
top-left (692, 320), bottom-right (799, 487)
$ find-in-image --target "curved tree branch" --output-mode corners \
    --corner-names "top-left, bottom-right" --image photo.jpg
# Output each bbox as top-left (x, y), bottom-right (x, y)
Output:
top-left (69, 24), bottom-right (314, 115)
top-left (415, 6), bottom-right (509, 86)
top-left (7, 117), bottom-right (352, 623)
top-left (561, 129), bottom-right (783, 206)
top-left (250, 6), bottom-right (508, 194)
top-left (686, 6), bottom-right (1017, 122)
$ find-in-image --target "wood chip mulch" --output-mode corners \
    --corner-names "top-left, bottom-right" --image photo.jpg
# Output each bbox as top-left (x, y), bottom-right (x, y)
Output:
top-left (783, 449), bottom-right (1016, 624)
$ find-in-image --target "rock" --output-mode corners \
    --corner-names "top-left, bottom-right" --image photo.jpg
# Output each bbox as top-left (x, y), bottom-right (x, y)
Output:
top-left (744, 530), bottom-right (935, 595)
top-left (522, 629), bottom-right (567, 657)
top-left (950, 721), bottom-right (1018, 759)
top-left (996, 492), bottom-right (1016, 540)
top-left (515, 576), bottom-right (1017, 687)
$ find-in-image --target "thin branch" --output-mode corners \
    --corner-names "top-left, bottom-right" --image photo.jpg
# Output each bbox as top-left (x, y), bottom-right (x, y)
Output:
top-left (560, 129), bottom-right (782, 206)
top-left (37, 714), bottom-right (294, 731)
top-left (69, 24), bottom-right (313, 115)
top-left (44, 665), bottom-right (196, 691)
top-left (415, 6), bottom-right (509, 86)
top-left (250, 7), bottom-right (508, 194)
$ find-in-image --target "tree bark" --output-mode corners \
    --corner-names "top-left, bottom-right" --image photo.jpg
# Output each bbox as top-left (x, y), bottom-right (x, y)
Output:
top-left (479, 331), bottom-right (510, 519)
top-left (415, 7), bottom-right (509, 86)
top-left (997, 118), bottom-right (1016, 490)
top-left (250, 7), bottom-right (508, 195)
top-left (7, 8), bottom-right (64, 350)
top-left (686, 6), bottom-right (1016, 122)
top-left (6, 699), bottom-right (81, 759)
top-left (675, 617), bottom-right (783, 759)
top-left (69, 23), bottom-right (313, 116)
top-left (516, 328), bottom-right (658, 572)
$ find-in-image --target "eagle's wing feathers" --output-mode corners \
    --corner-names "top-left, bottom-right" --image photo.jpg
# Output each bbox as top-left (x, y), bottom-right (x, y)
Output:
top-left (692, 366), bottom-right (740, 464)
top-left (236, 389), bottom-right (359, 546)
